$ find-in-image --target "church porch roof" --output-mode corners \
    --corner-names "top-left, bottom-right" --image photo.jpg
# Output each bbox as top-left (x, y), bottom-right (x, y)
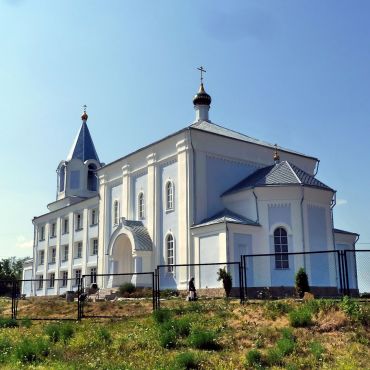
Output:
top-left (222, 160), bottom-right (334, 196)
top-left (191, 209), bottom-right (260, 229)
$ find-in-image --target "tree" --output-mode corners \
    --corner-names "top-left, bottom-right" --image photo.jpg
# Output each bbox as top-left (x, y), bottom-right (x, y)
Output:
top-left (0, 257), bottom-right (29, 296)
top-left (217, 267), bottom-right (233, 298)
top-left (295, 267), bottom-right (310, 298)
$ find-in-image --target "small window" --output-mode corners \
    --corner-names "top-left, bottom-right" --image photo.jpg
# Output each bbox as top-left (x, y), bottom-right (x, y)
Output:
top-left (39, 226), bottom-right (45, 241)
top-left (50, 223), bottom-right (56, 238)
top-left (38, 275), bottom-right (43, 289)
top-left (63, 218), bottom-right (69, 234)
top-left (138, 193), bottom-right (145, 220)
top-left (50, 248), bottom-right (56, 264)
top-left (166, 234), bottom-right (174, 272)
top-left (59, 165), bottom-right (66, 192)
top-left (87, 164), bottom-right (98, 191)
top-left (62, 271), bottom-right (68, 287)
top-left (166, 181), bottom-right (174, 210)
top-left (39, 251), bottom-right (45, 265)
top-left (90, 267), bottom-right (97, 284)
top-left (91, 209), bottom-right (98, 226)
top-left (92, 239), bottom-right (98, 255)
top-left (62, 245), bottom-right (69, 261)
top-left (113, 201), bottom-right (119, 225)
top-left (76, 213), bottom-right (83, 230)
top-left (75, 242), bottom-right (83, 259)
top-left (274, 227), bottom-right (289, 269)
top-left (49, 273), bottom-right (55, 288)
top-left (75, 269), bottom-right (81, 286)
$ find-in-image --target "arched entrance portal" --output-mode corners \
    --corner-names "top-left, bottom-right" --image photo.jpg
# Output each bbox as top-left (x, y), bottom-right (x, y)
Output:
top-left (109, 233), bottom-right (134, 287)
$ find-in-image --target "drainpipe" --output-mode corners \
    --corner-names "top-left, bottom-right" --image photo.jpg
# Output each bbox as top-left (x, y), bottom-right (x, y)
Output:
top-left (252, 189), bottom-right (259, 223)
top-left (225, 221), bottom-right (230, 264)
top-left (300, 186), bottom-right (306, 270)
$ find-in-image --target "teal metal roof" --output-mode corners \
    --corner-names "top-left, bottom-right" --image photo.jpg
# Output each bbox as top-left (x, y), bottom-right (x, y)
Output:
top-left (67, 121), bottom-right (100, 163)
top-left (223, 160), bottom-right (333, 196)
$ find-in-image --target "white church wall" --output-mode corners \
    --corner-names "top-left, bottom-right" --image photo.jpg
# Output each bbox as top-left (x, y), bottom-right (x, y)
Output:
top-left (159, 160), bottom-right (178, 266)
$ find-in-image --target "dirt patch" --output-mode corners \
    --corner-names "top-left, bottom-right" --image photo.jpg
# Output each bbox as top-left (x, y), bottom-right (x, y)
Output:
top-left (315, 310), bottom-right (349, 332)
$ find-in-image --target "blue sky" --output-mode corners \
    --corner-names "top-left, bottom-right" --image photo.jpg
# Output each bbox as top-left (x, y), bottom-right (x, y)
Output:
top-left (0, 0), bottom-right (369, 259)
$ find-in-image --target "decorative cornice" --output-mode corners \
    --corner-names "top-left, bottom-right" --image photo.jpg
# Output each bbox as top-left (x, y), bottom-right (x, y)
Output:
top-left (146, 153), bottom-right (157, 166)
top-left (176, 138), bottom-right (189, 154)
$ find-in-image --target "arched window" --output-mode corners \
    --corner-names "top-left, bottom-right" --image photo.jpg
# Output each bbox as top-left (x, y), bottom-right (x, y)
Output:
top-left (113, 200), bottom-right (119, 225)
top-left (87, 164), bottom-right (97, 191)
top-left (166, 234), bottom-right (174, 272)
top-left (274, 227), bottom-right (289, 269)
top-left (59, 165), bottom-right (65, 192)
top-left (165, 181), bottom-right (174, 210)
top-left (138, 192), bottom-right (145, 219)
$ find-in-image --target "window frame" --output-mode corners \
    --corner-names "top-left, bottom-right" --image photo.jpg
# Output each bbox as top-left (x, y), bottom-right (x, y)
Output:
top-left (138, 192), bottom-right (145, 220)
top-left (90, 267), bottom-right (97, 284)
top-left (39, 226), bottom-right (45, 241)
top-left (38, 275), bottom-right (43, 290)
top-left (92, 239), bottom-right (98, 256)
top-left (62, 271), bottom-right (68, 287)
top-left (62, 245), bottom-right (69, 262)
top-left (166, 233), bottom-right (175, 273)
top-left (50, 222), bottom-right (56, 238)
top-left (39, 250), bottom-right (45, 265)
top-left (75, 213), bottom-right (83, 231)
top-left (273, 227), bottom-right (289, 270)
top-left (91, 208), bottom-right (98, 226)
top-left (63, 217), bottom-right (69, 234)
top-left (165, 181), bottom-right (174, 211)
top-left (49, 273), bottom-right (55, 288)
top-left (75, 269), bottom-right (82, 286)
top-left (76, 242), bottom-right (83, 259)
top-left (113, 201), bottom-right (119, 225)
top-left (50, 247), bottom-right (56, 264)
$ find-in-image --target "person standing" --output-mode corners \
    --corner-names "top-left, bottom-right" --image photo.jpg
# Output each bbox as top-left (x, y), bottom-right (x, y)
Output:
top-left (188, 277), bottom-right (196, 301)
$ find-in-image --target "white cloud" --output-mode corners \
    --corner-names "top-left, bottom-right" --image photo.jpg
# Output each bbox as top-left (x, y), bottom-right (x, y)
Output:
top-left (16, 236), bottom-right (33, 249)
top-left (336, 199), bottom-right (348, 206)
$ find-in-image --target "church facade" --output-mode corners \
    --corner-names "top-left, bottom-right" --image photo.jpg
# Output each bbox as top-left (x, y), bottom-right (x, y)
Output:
top-left (23, 81), bottom-right (359, 297)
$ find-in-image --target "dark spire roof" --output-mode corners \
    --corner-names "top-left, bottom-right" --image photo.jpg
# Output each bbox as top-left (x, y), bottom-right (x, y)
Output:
top-left (193, 83), bottom-right (212, 106)
top-left (67, 120), bottom-right (100, 163)
top-left (222, 160), bottom-right (334, 196)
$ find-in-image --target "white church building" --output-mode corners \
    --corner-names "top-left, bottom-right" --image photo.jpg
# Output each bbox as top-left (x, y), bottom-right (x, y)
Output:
top-left (22, 79), bottom-right (359, 297)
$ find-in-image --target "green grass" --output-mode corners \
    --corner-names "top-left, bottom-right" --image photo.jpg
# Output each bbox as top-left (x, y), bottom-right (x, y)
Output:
top-left (289, 306), bottom-right (313, 327)
top-left (0, 298), bottom-right (366, 368)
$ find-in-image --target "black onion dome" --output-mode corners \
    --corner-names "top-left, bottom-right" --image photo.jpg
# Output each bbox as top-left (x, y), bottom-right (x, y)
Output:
top-left (193, 83), bottom-right (212, 106)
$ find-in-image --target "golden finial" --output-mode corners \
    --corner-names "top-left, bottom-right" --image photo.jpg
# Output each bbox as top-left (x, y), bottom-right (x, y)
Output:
top-left (273, 144), bottom-right (280, 163)
top-left (81, 105), bottom-right (88, 121)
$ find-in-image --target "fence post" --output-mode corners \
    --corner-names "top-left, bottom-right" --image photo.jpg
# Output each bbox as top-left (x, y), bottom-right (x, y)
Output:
top-left (343, 251), bottom-right (350, 296)
top-left (337, 251), bottom-right (343, 296)
top-left (243, 256), bottom-right (248, 300)
top-left (238, 262), bottom-right (243, 304)
top-left (152, 272), bottom-right (155, 311)
top-left (156, 268), bottom-right (160, 310)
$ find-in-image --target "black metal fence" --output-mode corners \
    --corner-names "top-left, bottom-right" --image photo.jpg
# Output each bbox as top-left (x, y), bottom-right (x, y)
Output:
top-left (77, 272), bottom-right (155, 320)
top-left (0, 249), bottom-right (368, 321)
top-left (155, 262), bottom-right (244, 309)
top-left (241, 250), bottom-right (369, 299)
top-left (15, 278), bottom-right (80, 320)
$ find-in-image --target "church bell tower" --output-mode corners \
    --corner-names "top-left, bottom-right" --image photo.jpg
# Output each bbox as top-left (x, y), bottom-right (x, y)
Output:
top-left (56, 107), bottom-right (101, 201)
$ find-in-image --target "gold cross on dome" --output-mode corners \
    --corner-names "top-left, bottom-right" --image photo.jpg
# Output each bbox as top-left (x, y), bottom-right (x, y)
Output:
top-left (197, 66), bottom-right (206, 83)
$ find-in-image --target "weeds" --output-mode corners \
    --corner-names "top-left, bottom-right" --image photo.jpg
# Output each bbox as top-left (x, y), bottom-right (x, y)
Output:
top-left (14, 337), bottom-right (49, 363)
top-left (175, 351), bottom-right (200, 369)
top-left (153, 308), bottom-right (172, 324)
top-left (264, 300), bottom-right (292, 320)
top-left (289, 307), bottom-right (313, 327)
top-left (0, 318), bottom-right (18, 328)
top-left (245, 349), bottom-right (263, 368)
top-left (309, 341), bottom-right (325, 361)
top-left (188, 327), bottom-right (220, 350)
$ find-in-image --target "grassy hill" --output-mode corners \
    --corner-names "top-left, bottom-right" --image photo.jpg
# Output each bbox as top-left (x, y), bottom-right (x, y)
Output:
top-left (0, 297), bottom-right (369, 369)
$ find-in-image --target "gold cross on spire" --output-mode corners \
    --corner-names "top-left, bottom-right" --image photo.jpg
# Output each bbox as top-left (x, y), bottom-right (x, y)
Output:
top-left (197, 66), bottom-right (206, 83)
top-left (82, 104), bottom-right (87, 113)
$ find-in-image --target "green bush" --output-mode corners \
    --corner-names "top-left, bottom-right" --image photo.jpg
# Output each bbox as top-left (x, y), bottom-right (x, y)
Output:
top-left (188, 328), bottom-right (220, 350)
top-left (340, 296), bottom-right (361, 319)
top-left (45, 322), bottom-right (75, 343)
top-left (0, 318), bottom-right (18, 328)
top-left (175, 351), bottom-right (200, 369)
top-left (217, 267), bottom-right (233, 298)
top-left (14, 338), bottom-right (49, 363)
top-left (295, 267), bottom-right (310, 298)
top-left (289, 307), bottom-right (313, 328)
top-left (266, 348), bottom-right (284, 366)
top-left (20, 317), bottom-right (32, 328)
top-left (276, 337), bottom-right (295, 356)
top-left (97, 327), bottom-right (112, 344)
top-left (0, 336), bottom-right (12, 363)
top-left (264, 301), bottom-right (292, 320)
top-left (167, 316), bottom-right (191, 337)
top-left (309, 341), bottom-right (325, 361)
top-left (119, 282), bottom-right (136, 295)
top-left (44, 323), bottom-right (61, 343)
top-left (60, 323), bottom-right (75, 343)
top-left (159, 328), bottom-right (177, 348)
top-left (153, 308), bottom-right (172, 324)
top-left (245, 349), bottom-right (263, 368)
